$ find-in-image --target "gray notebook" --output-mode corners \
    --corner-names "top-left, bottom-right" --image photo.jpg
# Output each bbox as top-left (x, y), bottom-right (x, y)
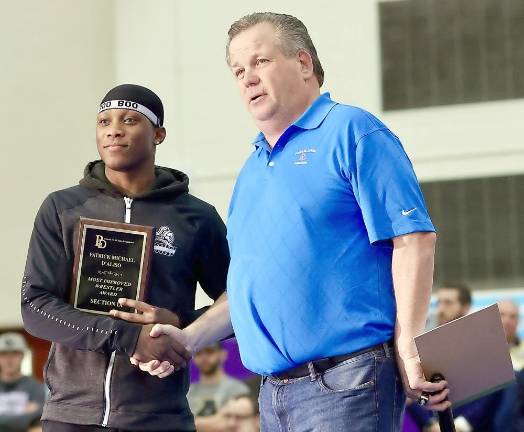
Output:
top-left (415, 303), bottom-right (515, 406)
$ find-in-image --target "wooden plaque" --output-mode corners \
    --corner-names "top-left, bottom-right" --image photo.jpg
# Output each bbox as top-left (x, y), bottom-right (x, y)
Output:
top-left (71, 218), bottom-right (154, 315)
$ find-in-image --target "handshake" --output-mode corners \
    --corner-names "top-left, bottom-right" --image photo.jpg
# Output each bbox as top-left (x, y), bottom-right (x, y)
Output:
top-left (110, 298), bottom-right (197, 379)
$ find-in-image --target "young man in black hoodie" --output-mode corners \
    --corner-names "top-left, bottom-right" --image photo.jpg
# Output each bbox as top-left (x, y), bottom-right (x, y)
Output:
top-left (21, 84), bottom-right (230, 431)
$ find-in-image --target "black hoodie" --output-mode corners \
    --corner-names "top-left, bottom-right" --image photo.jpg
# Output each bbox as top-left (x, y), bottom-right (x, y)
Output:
top-left (21, 161), bottom-right (229, 430)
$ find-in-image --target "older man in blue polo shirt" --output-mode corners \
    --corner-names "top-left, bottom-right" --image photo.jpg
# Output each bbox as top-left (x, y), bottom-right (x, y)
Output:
top-left (137, 12), bottom-right (450, 431)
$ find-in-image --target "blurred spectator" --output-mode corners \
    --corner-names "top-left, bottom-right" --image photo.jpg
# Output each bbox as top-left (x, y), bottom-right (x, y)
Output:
top-left (0, 332), bottom-right (46, 432)
top-left (498, 299), bottom-right (524, 370)
top-left (242, 375), bottom-right (262, 401)
top-left (514, 369), bottom-right (524, 431)
top-left (188, 343), bottom-right (249, 431)
top-left (406, 283), bottom-right (503, 432)
top-left (221, 395), bottom-right (259, 432)
top-left (492, 299), bottom-right (524, 431)
top-left (493, 377), bottom-right (519, 432)
top-left (416, 393), bottom-right (502, 432)
top-left (435, 282), bottom-right (472, 326)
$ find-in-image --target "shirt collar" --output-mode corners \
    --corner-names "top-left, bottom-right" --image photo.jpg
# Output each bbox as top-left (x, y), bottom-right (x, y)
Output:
top-left (251, 93), bottom-right (337, 147)
top-left (294, 92), bottom-right (337, 130)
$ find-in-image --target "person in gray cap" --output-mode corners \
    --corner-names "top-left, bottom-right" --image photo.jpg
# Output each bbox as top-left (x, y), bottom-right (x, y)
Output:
top-left (0, 332), bottom-right (46, 432)
top-left (21, 84), bottom-right (230, 431)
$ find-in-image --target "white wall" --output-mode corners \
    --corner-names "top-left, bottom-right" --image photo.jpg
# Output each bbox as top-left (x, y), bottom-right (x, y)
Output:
top-left (2, 0), bottom-right (523, 325)
top-left (0, 0), bottom-right (115, 325)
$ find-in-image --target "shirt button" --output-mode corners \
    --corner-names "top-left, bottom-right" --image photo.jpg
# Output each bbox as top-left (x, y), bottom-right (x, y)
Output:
top-left (268, 161), bottom-right (275, 167)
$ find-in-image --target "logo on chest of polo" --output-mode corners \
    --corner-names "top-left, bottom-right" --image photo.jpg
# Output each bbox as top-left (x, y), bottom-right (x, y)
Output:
top-left (294, 148), bottom-right (317, 165)
top-left (154, 226), bottom-right (177, 256)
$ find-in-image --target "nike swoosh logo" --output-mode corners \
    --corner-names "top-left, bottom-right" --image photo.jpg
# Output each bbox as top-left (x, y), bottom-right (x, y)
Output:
top-left (401, 208), bottom-right (417, 216)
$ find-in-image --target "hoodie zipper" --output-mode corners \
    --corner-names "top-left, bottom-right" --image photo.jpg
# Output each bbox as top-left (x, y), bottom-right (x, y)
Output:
top-left (124, 197), bottom-right (133, 224)
top-left (102, 197), bottom-right (133, 427)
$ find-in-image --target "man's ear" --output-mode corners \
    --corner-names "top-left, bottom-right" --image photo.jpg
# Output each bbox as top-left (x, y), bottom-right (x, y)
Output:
top-left (154, 127), bottom-right (166, 145)
top-left (297, 50), bottom-right (314, 80)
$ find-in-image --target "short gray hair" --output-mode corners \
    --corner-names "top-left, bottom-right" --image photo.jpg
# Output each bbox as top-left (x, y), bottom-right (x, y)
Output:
top-left (226, 12), bottom-right (325, 87)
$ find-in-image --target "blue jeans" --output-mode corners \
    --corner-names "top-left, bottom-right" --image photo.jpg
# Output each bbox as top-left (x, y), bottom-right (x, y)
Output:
top-left (258, 344), bottom-right (405, 432)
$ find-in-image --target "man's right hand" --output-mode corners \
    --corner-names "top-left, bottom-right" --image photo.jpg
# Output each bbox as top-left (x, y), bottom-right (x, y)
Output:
top-left (133, 294), bottom-right (233, 378)
top-left (134, 323), bottom-right (193, 378)
top-left (132, 324), bottom-right (191, 369)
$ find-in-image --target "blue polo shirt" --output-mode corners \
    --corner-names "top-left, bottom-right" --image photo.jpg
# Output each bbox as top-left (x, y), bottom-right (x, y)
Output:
top-left (226, 93), bottom-right (435, 375)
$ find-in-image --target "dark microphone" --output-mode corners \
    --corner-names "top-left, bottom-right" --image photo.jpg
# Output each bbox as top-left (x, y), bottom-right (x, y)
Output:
top-left (431, 373), bottom-right (456, 432)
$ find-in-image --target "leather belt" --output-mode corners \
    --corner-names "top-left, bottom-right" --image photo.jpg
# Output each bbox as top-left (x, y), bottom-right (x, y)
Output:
top-left (273, 340), bottom-right (394, 380)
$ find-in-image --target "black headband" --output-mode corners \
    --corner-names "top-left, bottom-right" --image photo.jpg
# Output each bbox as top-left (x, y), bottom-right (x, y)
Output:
top-left (99, 84), bottom-right (164, 126)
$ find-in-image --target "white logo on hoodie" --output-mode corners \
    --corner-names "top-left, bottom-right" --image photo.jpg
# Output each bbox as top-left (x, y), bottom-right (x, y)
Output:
top-left (154, 226), bottom-right (177, 256)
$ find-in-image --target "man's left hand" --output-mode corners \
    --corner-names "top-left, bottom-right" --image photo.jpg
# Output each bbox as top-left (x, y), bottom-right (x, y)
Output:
top-left (397, 354), bottom-right (451, 411)
top-left (110, 298), bottom-right (181, 327)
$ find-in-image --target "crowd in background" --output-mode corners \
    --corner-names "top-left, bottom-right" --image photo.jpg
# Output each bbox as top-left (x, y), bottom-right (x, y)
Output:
top-left (187, 343), bottom-right (258, 432)
top-left (0, 333), bottom-right (45, 432)
top-left (1, 285), bottom-right (523, 432)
